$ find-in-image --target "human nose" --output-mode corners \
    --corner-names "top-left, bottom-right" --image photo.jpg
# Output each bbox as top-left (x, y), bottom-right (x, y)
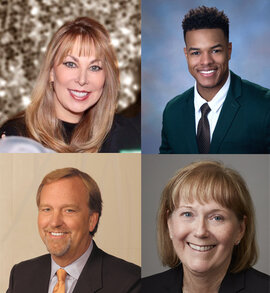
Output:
top-left (200, 52), bottom-right (213, 66)
top-left (76, 68), bottom-right (88, 86)
top-left (194, 217), bottom-right (209, 238)
top-left (50, 211), bottom-right (64, 227)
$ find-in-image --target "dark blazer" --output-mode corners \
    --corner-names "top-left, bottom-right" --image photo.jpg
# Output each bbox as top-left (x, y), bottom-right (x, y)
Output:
top-left (6, 242), bottom-right (141, 293)
top-left (160, 71), bottom-right (270, 154)
top-left (142, 264), bottom-right (270, 293)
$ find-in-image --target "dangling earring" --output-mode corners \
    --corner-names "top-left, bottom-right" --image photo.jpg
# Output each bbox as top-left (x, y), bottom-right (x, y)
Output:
top-left (50, 81), bottom-right (54, 90)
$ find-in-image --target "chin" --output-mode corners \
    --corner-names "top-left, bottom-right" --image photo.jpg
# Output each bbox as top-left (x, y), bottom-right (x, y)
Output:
top-left (185, 261), bottom-right (213, 274)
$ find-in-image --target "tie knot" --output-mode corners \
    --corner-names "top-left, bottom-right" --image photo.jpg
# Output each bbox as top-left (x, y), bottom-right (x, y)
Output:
top-left (57, 268), bottom-right (67, 283)
top-left (200, 103), bottom-right (211, 116)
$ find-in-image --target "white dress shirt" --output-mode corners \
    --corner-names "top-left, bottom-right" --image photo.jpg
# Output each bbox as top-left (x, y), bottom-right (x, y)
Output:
top-left (194, 72), bottom-right (231, 141)
top-left (48, 240), bottom-right (93, 293)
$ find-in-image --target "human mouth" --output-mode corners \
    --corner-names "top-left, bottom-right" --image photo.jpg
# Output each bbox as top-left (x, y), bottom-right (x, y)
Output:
top-left (69, 89), bottom-right (91, 101)
top-left (188, 242), bottom-right (216, 252)
top-left (51, 232), bottom-right (65, 236)
top-left (198, 69), bottom-right (216, 77)
top-left (48, 231), bottom-right (68, 238)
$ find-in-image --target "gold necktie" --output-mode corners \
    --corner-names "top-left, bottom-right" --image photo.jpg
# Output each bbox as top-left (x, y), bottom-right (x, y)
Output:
top-left (53, 268), bottom-right (67, 293)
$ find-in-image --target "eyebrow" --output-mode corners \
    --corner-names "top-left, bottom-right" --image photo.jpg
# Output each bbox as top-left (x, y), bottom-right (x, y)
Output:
top-left (178, 206), bottom-right (227, 213)
top-left (39, 203), bottom-right (80, 209)
top-left (66, 55), bottom-right (102, 64)
top-left (188, 44), bottom-right (223, 52)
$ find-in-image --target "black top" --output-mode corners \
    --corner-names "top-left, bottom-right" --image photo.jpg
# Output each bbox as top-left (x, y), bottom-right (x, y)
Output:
top-left (0, 114), bottom-right (141, 153)
top-left (142, 264), bottom-right (270, 293)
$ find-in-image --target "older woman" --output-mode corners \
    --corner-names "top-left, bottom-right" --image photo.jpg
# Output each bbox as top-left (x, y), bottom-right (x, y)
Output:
top-left (142, 161), bottom-right (269, 293)
top-left (0, 17), bottom-right (140, 153)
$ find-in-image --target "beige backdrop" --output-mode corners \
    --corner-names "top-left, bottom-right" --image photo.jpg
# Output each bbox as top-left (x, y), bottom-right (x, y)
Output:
top-left (0, 153), bottom-right (141, 292)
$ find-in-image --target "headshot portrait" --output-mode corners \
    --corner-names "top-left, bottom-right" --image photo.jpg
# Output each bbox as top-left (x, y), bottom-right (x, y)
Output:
top-left (1, 154), bottom-right (141, 292)
top-left (141, 0), bottom-right (270, 154)
top-left (0, 1), bottom-right (140, 153)
top-left (141, 155), bottom-right (270, 292)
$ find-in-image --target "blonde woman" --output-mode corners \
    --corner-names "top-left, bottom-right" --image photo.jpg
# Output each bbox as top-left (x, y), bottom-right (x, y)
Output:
top-left (0, 17), bottom-right (140, 153)
top-left (142, 161), bottom-right (269, 293)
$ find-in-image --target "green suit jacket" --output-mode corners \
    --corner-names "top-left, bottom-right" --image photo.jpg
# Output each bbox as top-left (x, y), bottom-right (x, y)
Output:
top-left (160, 71), bottom-right (270, 154)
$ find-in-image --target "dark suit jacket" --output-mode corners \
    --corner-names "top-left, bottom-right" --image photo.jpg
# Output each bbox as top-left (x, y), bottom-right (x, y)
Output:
top-left (142, 265), bottom-right (270, 292)
top-left (6, 242), bottom-right (141, 293)
top-left (160, 71), bottom-right (270, 154)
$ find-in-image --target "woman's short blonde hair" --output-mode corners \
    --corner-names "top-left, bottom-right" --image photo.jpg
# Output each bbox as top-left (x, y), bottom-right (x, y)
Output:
top-left (157, 160), bottom-right (258, 273)
top-left (26, 17), bottom-right (119, 152)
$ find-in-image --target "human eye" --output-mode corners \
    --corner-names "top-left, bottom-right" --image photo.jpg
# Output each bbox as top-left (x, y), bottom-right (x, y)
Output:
top-left (65, 208), bottom-right (76, 213)
top-left (89, 65), bottom-right (102, 72)
top-left (181, 211), bottom-right (193, 217)
top-left (211, 215), bottom-right (224, 222)
top-left (212, 49), bottom-right (221, 54)
top-left (191, 51), bottom-right (200, 56)
top-left (63, 61), bottom-right (77, 68)
top-left (40, 207), bottom-right (51, 212)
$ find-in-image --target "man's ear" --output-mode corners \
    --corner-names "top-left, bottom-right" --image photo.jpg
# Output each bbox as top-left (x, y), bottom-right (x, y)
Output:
top-left (89, 212), bottom-right (99, 233)
top-left (184, 47), bottom-right (188, 59)
top-left (228, 42), bottom-right (232, 61)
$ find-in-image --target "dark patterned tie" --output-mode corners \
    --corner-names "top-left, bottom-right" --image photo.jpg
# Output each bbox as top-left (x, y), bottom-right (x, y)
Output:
top-left (197, 103), bottom-right (211, 154)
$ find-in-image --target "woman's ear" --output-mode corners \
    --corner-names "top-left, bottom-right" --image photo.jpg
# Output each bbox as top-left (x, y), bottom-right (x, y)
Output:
top-left (50, 69), bottom-right (54, 82)
top-left (167, 213), bottom-right (173, 239)
top-left (236, 215), bottom-right (246, 245)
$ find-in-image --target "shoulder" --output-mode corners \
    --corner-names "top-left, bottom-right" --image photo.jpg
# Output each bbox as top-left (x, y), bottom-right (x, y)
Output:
top-left (100, 113), bottom-right (140, 153)
top-left (244, 267), bottom-right (270, 289)
top-left (10, 254), bottom-right (50, 273)
top-left (0, 115), bottom-right (27, 138)
top-left (99, 248), bottom-right (140, 277)
top-left (231, 71), bottom-right (270, 103)
top-left (222, 267), bottom-right (269, 292)
top-left (7, 254), bottom-right (51, 292)
top-left (92, 245), bottom-right (141, 292)
top-left (164, 87), bottom-right (194, 113)
top-left (241, 79), bottom-right (270, 103)
top-left (142, 266), bottom-right (182, 292)
top-left (241, 77), bottom-right (269, 95)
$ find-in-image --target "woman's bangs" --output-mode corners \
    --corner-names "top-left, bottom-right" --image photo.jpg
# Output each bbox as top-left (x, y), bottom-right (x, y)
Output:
top-left (173, 171), bottom-right (236, 209)
top-left (54, 33), bottom-right (103, 65)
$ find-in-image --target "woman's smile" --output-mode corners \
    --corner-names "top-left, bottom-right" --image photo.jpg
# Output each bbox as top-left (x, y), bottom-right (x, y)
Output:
top-left (187, 242), bottom-right (216, 252)
top-left (68, 89), bottom-right (92, 101)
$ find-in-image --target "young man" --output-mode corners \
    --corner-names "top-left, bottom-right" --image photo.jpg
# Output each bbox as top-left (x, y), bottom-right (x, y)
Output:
top-left (160, 6), bottom-right (270, 154)
top-left (6, 168), bottom-right (140, 293)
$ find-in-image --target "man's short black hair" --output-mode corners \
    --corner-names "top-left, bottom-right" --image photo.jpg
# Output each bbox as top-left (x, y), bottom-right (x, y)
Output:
top-left (182, 6), bottom-right (229, 41)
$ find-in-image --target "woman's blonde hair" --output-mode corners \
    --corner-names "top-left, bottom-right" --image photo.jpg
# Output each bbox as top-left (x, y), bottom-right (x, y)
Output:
top-left (25, 17), bottom-right (119, 152)
top-left (157, 160), bottom-right (258, 273)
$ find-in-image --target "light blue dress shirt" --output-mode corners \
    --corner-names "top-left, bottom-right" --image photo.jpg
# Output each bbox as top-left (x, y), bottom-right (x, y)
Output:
top-left (48, 241), bottom-right (93, 293)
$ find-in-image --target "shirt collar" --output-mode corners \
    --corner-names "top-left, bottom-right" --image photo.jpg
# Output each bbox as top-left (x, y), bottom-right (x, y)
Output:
top-left (194, 71), bottom-right (231, 113)
top-left (50, 240), bottom-right (93, 281)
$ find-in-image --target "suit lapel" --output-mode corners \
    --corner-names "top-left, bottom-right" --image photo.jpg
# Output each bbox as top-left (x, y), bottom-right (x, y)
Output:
top-left (73, 241), bottom-right (102, 293)
top-left (219, 270), bottom-right (245, 293)
top-left (31, 255), bottom-right (51, 293)
top-left (210, 71), bottom-right (241, 153)
top-left (162, 265), bottom-right (183, 293)
top-left (182, 90), bottom-right (199, 153)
